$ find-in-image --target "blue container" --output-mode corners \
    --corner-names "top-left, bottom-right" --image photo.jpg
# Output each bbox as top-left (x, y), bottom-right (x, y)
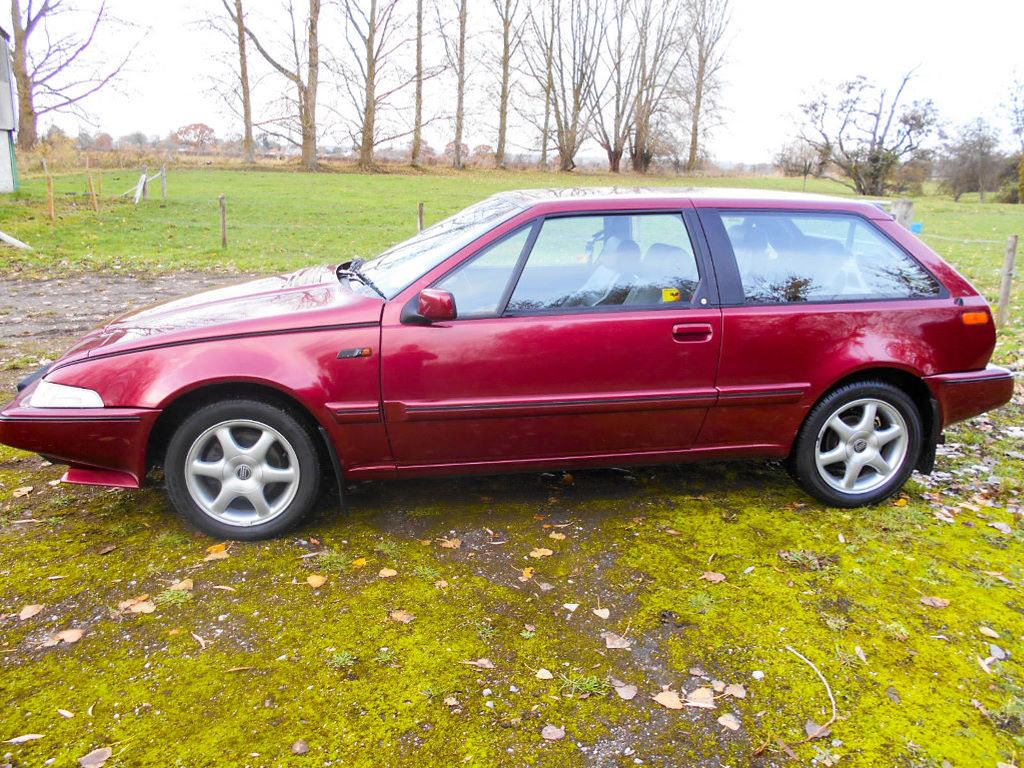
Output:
top-left (910, 222), bottom-right (924, 234)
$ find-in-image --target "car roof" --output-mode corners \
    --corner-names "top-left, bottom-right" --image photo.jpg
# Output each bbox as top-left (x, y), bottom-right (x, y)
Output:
top-left (489, 187), bottom-right (890, 218)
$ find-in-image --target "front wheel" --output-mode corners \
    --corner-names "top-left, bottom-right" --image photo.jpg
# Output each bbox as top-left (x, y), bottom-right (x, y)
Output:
top-left (165, 399), bottom-right (321, 539)
top-left (789, 381), bottom-right (922, 507)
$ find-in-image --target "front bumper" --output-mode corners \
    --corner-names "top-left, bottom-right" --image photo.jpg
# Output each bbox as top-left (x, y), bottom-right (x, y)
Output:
top-left (924, 364), bottom-right (1015, 427)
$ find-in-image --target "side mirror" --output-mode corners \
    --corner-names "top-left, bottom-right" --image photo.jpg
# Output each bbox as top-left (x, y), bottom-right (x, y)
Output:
top-left (417, 288), bottom-right (456, 322)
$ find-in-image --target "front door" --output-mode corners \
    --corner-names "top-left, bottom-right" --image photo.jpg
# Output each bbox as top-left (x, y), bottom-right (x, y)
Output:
top-left (380, 210), bottom-right (722, 468)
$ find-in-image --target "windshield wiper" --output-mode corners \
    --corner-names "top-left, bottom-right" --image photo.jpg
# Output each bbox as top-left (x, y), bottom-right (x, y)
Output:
top-left (337, 260), bottom-right (385, 299)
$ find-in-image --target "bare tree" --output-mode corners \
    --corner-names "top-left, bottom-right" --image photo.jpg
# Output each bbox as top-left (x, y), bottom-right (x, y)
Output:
top-left (9, 0), bottom-right (135, 150)
top-left (340, 0), bottom-right (421, 170)
top-left (437, 0), bottom-right (469, 168)
top-left (801, 72), bottom-right (938, 196)
top-left (491, 0), bottom-right (524, 168)
top-left (682, 0), bottom-right (728, 172)
top-left (587, 0), bottom-right (637, 172)
top-left (1008, 76), bottom-right (1024, 204)
top-left (218, 0), bottom-right (256, 163)
top-left (245, 0), bottom-right (321, 170)
top-left (524, 0), bottom-right (603, 172)
top-left (629, 0), bottom-right (687, 173)
top-left (410, 0), bottom-right (424, 166)
top-left (938, 119), bottom-right (1003, 202)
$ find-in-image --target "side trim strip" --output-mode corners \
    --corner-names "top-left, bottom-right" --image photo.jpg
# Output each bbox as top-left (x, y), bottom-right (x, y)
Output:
top-left (0, 414), bottom-right (142, 423)
top-left (405, 393), bottom-right (711, 414)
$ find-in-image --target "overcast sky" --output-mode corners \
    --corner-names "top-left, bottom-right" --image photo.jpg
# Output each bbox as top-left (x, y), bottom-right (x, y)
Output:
top-left (4, 0), bottom-right (1023, 164)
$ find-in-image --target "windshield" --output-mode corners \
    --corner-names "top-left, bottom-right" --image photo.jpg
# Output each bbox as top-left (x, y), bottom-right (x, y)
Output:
top-left (357, 196), bottom-right (525, 298)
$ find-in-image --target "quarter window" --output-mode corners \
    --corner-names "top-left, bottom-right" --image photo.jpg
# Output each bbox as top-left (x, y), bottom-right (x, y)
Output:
top-left (506, 213), bottom-right (701, 313)
top-left (720, 212), bottom-right (941, 303)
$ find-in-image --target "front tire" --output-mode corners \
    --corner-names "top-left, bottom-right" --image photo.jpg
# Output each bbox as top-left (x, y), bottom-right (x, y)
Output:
top-left (165, 399), bottom-right (321, 539)
top-left (789, 381), bottom-right (922, 507)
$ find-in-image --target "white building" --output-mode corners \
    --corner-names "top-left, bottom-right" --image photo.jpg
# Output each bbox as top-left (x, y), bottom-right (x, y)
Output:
top-left (0, 26), bottom-right (17, 193)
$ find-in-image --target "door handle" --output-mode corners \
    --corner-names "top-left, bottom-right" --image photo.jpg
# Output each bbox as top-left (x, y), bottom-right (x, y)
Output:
top-left (671, 323), bottom-right (713, 342)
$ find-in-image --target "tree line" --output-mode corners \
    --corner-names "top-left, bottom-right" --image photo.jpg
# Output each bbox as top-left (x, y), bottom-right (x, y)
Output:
top-left (7, 0), bottom-right (730, 174)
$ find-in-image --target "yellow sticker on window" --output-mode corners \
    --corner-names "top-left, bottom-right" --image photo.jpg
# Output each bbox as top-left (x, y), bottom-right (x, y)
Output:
top-left (662, 288), bottom-right (682, 302)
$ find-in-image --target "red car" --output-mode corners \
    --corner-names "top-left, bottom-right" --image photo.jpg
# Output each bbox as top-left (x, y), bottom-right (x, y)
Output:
top-left (0, 188), bottom-right (1013, 538)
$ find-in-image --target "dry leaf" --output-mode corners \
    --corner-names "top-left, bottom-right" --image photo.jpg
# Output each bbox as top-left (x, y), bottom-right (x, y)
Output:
top-left (206, 543), bottom-right (227, 554)
top-left (563, 603), bottom-right (579, 612)
top-left (307, 574), bottom-right (327, 589)
top-left (548, 532), bottom-right (566, 541)
top-left (602, 632), bottom-right (631, 650)
top-left (96, 545), bottom-right (117, 555)
top-left (700, 571), bottom-right (726, 584)
top-left (684, 687), bottom-right (716, 709)
top-left (593, 608), bottom-right (610, 620)
top-left (920, 596), bottom-right (950, 609)
top-left (18, 604), bottom-right (44, 621)
top-left (724, 683), bottom-right (746, 699)
top-left (894, 498), bottom-right (908, 507)
top-left (129, 600), bottom-right (156, 614)
top-left (541, 724), bottom-right (565, 741)
top-left (518, 567), bottom-right (535, 582)
top-left (653, 690), bottom-right (684, 709)
top-left (529, 548), bottom-right (553, 558)
top-left (192, 632), bottom-right (207, 649)
top-left (717, 713), bottom-right (741, 731)
top-left (614, 684), bottom-right (638, 700)
top-left (665, 528), bottom-right (683, 535)
top-left (203, 550), bottom-right (229, 562)
top-left (78, 747), bottom-right (113, 768)
top-left (439, 538), bottom-right (462, 549)
top-left (57, 709), bottom-right (74, 718)
top-left (433, 580), bottom-right (449, 589)
top-left (804, 720), bottom-right (832, 739)
top-left (6, 734), bottom-right (44, 744)
top-left (980, 626), bottom-right (1000, 639)
top-left (389, 609), bottom-right (415, 624)
top-left (536, 668), bottom-right (554, 680)
top-left (11, 486), bottom-right (33, 498)
top-left (291, 740), bottom-right (309, 756)
top-left (212, 585), bottom-right (236, 592)
top-left (443, 696), bottom-right (459, 707)
top-left (351, 557), bottom-right (367, 568)
top-left (378, 568), bottom-right (398, 578)
top-left (46, 628), bottom-right (84, 646)
top-left (169, 579), bottom-right (193, 592)
top-left (459, 657), bottom-right (495, 669)
top-left (855, 646), bottom-right (868, 664)
top-left (117, 595), bottom-right (148, 611)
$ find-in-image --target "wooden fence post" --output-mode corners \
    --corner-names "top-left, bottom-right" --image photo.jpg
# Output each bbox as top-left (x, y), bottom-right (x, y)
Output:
top-left (418, 202), bottom-right (424, 232)
top-left (132, 173), bottom-right (147, 204)
top-left (87, 173), bottom-right (99, 212)
top-left (161, 165), bottom-right (167, 198)
top-left (47, 176), bottom-right (55, 221)
top-left (892, 199), bottom-right (914, 229)
top-left (219, 194), bottom-right (228, 248)
top-left (996, 235), bottom-right (1019, 329)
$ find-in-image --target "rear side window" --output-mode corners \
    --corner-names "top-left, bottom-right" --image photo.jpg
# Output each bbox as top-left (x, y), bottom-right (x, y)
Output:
top-left (719, 212), bottom-right (941, 304)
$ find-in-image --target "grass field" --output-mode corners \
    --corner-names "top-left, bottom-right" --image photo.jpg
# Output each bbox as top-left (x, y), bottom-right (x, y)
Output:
top-left (2, 167), bottom-right (1024, 767)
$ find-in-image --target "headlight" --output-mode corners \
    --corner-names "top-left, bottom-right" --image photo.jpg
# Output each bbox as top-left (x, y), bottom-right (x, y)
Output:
top-left (28, 381), bottom-right (104, 408)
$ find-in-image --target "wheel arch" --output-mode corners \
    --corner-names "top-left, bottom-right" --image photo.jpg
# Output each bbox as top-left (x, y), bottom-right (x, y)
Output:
top-left (146, 381), bottom-right (342, 491)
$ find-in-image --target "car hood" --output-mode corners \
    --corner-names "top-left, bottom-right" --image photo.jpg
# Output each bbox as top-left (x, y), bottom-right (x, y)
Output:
top-left (60, 266), bottom-right (384, 361)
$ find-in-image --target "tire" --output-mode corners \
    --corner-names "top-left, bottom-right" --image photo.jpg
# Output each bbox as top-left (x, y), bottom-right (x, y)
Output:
top-left (165, 399), bottom-right (321, 539)
top-left (788, 381), bottom-right (922, 508)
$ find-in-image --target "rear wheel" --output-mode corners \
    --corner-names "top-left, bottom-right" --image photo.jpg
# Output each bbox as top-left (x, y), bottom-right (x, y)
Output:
top-left (789, 381), bottom-right (921, 507)
top-left (165, 399), bottom-right (320, 539)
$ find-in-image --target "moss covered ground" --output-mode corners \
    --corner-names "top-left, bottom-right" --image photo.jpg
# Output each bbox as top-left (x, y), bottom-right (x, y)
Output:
top-left (1, 168), bottom-right (1024, 766)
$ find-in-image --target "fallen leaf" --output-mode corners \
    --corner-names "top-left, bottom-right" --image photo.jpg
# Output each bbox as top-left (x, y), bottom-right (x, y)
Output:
top-left (684, 687), bottom-right (716, 709)
top-left (291, 740), bottom-right (309, 756)
top-left (6, 733), bottom-right (44, 744)
top-left (548, 532), bottom-right (566, 541)
top-left (192, 632), bottom-right (207, 649)
top-left (351, 557), bottom-right (367, 568)
top-left (724, 683), bottom-right (746, 699)
top-left (18, 604), bottom-right (44, 621)
top-left (562, 603), bottom-right (579, 612)
top-left (855, 645), bottom-right (868, 664)
top-left (602, 632), bottom-right (631, 649)
top-left (920, 596), bottom-right (950, 609)
top-left (169, 579), bottom-right (193, 592)
top-left (439, 538), bottom-right (462, 549)
top-left (78, 747), bottom-right (112, 768)
top-left (203, 550), bottom-right (229, 562)
top-left (614, 684), bottom-right (638, 700)
top-left (989, 522), bottom-right (1013, 534)
top-left (536, 668), bottom-right (554, 680)
top-left (206, 543), bottom-right (227, 554)
top-left (433, 580), bottom-right (449, 589)
top-left (688, 666), bottom-right (707, 677)
top-left (593, 608), bottom-right (610, 620)
top-left (653, 690), bottom-right (684, 709)
top-left (129, 600), bottom-right (156, 614)
top-left (378, 568), bottom-right (398, 578)
top-left (57, 709), bottom-right (74, 718)
top-left (700, 571), bottom-right (727, 584)
top-left (804, 719), bottom-right (832, 739)
top-left (980, 626), bottom-right (1000, 639)
top-left (459, 657), bottom-right (494, 669)
top-left (712, 680), bottom-right (725, 693)
top-left (117, 595), bottom-right (149, 611)
top-left (894, 498), bottom-right (908, 507)
top-left (717, 713), bottom-right (741, 731)
top-left (389, 609), bottom-right (415, 624)
top-left (443, 696), bottom-right (459, 707)
top-left (44, 628), bottom-right (84, 646)
top-left (96, 545), bottom-right (117, 556)
top-left (307, 574), bottom-right (327, 589)
top-left (541, 724), bottom-right (565, 741)
top-left (978, 655), bottom-right (994, 675)
top-left (11, 486), bottom-right (33, 498)
top-left (529, 548), bottom-right (553, 558)
top-left (518, 567), bottom-right (535, 582)
top-left (664, 528), bottom-right (683, 535)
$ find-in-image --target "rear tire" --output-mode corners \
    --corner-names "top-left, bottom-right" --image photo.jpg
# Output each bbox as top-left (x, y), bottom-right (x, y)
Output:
top-left (165, 399), bottom-right (320, 539)
top-left (789, 381), bottom-right (922, 507)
